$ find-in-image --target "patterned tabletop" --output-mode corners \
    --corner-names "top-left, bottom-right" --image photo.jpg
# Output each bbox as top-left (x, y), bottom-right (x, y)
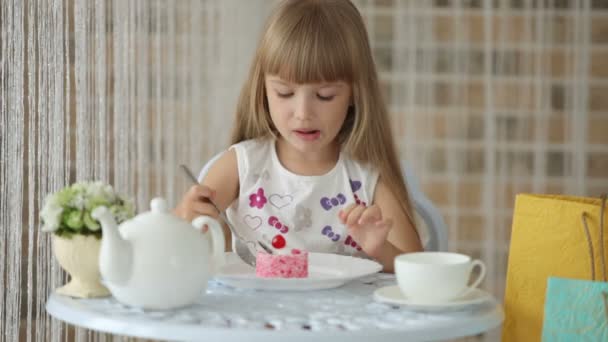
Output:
top-left (46, 273), bottom-right (504, 342)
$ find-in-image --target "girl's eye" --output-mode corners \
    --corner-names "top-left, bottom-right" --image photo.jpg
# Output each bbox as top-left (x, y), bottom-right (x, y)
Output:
top-left (276, 92), bottom-right (293, 98)
top-left (317, 94), bottom-right (335, 101)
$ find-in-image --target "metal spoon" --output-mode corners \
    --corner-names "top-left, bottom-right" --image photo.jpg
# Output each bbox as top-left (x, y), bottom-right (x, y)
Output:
top-left (179, 164), bottom-right (272, 267)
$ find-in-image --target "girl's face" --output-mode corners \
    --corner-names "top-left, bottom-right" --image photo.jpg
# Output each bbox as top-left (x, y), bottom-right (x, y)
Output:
top-left (265, 75), bottom-right (352, 154)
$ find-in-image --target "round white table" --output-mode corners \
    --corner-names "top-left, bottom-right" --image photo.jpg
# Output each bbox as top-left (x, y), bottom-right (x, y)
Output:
top-left (46, 273), bottom-right (504, 342)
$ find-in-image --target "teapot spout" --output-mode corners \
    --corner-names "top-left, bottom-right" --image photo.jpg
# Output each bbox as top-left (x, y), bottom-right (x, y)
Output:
top-left (92, 206), bottom-right (132, 286)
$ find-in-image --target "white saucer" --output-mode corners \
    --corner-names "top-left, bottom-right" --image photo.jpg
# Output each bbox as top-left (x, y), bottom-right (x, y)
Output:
top-left (373, 285), bottom-right (493, 310)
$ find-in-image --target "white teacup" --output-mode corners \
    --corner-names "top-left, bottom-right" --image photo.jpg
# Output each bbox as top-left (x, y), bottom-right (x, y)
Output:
top-left (394, 252), bottom-right (486, 304)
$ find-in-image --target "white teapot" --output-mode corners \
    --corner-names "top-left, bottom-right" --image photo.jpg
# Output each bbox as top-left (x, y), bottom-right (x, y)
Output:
top-left (91, 197), bottom-right (225, 310)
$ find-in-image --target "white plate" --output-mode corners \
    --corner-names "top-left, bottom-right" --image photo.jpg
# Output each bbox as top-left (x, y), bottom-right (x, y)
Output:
top-left (214, 252), bottom-right (382, 291)
top-left (373, 285), bottom-right (493, 310)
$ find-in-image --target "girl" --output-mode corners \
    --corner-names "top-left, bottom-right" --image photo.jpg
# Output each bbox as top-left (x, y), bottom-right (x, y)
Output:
top-left (175, 0), bottom-right (423, 272)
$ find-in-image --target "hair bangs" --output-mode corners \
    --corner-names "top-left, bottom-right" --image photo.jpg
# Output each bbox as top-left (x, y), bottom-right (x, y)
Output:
top-left (260, 6), bottom-right (355, 84)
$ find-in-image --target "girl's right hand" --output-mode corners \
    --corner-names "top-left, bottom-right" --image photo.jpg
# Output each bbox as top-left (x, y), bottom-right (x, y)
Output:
top-left (173, 184), bottom-right (219, 223)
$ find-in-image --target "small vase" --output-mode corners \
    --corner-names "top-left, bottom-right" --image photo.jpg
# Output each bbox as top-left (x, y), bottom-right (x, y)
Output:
top-left (52, 234), bottom-right (110, 298)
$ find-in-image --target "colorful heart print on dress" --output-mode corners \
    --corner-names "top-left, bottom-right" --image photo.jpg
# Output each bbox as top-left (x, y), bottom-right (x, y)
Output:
top-left (268, 216), bottom-right (289, 233)
top-left (349, 179), bottom-right (367, 206)
top-left (349, 179), bottom-right (362, 192)
top-left (243, 215), bottom-right (262, 230)
top-left (320, 193), bottom-right (347, 211)
top-left (321, 225), bottom-right (341, 242)
top-left (269, 193), bottom-right (293, 209)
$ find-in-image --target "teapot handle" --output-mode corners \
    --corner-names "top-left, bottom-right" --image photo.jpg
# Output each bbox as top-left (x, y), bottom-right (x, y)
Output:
top-left (192, 216), bottom-right (225, 273)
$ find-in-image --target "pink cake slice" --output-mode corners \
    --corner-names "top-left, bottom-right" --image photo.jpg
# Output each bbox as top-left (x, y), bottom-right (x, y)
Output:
top-left (255, 250), bottom-right (309, 278)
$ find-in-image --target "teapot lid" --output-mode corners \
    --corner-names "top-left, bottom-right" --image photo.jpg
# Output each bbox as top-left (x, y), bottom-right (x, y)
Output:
top-left (120, 197), bottom-right (190, 239)
top-left (150, 198), bottom-right (169, 213)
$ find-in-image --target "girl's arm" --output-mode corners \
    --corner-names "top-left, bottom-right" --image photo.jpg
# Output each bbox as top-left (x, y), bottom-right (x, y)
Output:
top-left (340, 177), bottom-right (423, 272)
top-left (371, 178), bottom-right (423, 272)
top-left (174, 149), bottom-right (239, 251)
top-left (200, 149), bottom-right (240, 211)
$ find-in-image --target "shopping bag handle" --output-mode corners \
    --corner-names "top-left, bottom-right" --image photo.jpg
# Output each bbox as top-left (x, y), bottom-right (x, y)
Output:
top-left (581, 194), bottom-right (607, 281)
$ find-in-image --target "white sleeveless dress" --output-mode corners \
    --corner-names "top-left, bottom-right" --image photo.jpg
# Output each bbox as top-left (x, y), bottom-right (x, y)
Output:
top-left (226, 138), bottom-right (379, 257)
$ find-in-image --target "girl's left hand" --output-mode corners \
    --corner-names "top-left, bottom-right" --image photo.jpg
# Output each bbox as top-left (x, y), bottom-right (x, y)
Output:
top-left (338, 203), bottom-right (393, 258)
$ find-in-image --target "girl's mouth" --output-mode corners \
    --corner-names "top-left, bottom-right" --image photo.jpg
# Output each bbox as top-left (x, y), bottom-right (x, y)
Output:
top-left (293, 129), bottom-right (321, 141)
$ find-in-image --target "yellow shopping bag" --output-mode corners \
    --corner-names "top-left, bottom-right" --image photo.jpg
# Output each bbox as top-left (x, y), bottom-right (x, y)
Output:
top-left (542, 195), bottom-right (608, 341)
top-left (503, 194), bottom-right (608, 342)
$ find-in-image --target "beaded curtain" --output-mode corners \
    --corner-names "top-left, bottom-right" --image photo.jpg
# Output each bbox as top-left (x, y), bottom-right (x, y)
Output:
top-left (1, 0), bottom-right (604, 341)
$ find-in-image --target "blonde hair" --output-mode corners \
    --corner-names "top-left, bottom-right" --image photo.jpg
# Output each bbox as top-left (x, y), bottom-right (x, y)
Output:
top-left (231, 0), bottom-right (417, 231)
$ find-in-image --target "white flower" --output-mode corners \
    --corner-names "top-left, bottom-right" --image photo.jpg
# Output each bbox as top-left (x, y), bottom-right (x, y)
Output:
top-left (103, 184), bottom-right (115, 198)
top-left (40, 180), bottom-right (134, 236)
top-left (85, 181), bottom-right (103, 197)
top-left (69, 193), bottom-right (86, 210)
top-left (40, 194), bottom-right (63, 232)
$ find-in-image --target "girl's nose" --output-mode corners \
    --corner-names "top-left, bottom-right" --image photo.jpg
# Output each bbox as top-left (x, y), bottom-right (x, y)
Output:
top-left (294, 96), bottom-right (313, 120)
